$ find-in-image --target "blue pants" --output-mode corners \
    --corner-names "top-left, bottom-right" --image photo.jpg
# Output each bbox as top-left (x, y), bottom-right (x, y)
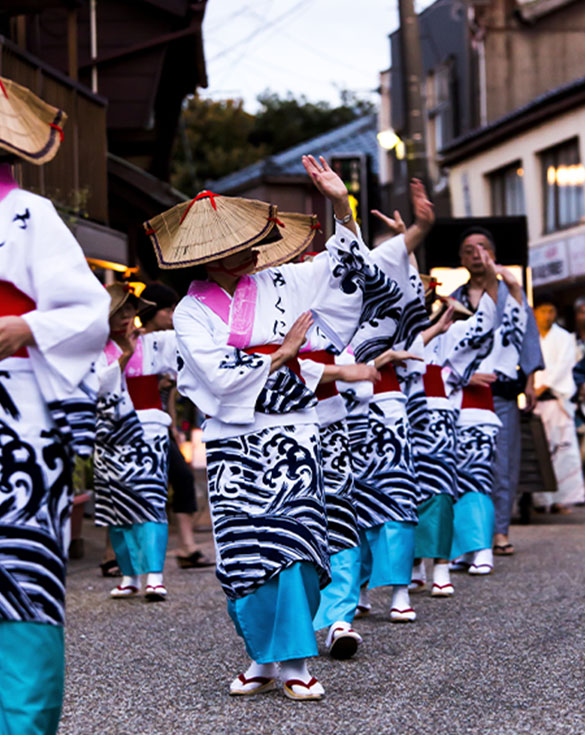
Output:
top-left (451, 492), bottom-right (495, 559)
top-left (0, 622), bottom-right (64, 735)
top-left (492, 396), bottom-right (521, 535)
top-left (360, 520), bottom-right (416, 589)
top-left (313, 545), bottom-right (361, 630)
top-left (109, 521), bottom-right (168, 575)
top-left (414, 494), bottom-right (454, 560)
top-left (227, 561), bottom-right (320, 664)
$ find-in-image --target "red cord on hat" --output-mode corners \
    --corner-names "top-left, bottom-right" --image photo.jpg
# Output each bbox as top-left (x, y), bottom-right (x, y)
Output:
top-left (267, 216), bottom-right (285, 227)
top-left (179, 190), bottom-right (220, 224)
top-left (310, 221), bottom-right (321, 230)
top-left (49, 123), bottom-right (64, 142)
top-left (0, 80), bottom-right (8, 99)
top-left (144, 228), bottom-right (156, 236)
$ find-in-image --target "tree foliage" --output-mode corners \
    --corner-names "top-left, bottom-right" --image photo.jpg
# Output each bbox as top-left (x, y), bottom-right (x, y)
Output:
top-left (170, 90), bottom-right (375, 195)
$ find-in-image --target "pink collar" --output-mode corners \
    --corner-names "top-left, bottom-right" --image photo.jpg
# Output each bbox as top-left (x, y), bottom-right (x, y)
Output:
top-left (0, 163), bottom-right (18, 202)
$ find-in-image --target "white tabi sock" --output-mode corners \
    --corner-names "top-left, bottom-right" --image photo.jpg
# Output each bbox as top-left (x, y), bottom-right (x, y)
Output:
top-left (432, 563), bottom-right (451, 587)
top-left (244, 660), bottom-right (278, 680)
top-left (411, 560), bottom-right (426, 583)
top-left (358, 586), bottom-right (370, 610)
top-left (391, 585), bottom-right (412, 610)
top-left (471, 548), bottom-right (493, 567)
top-left (121, 575), bottom-right (139, 589)
top-left (146, 572), bottom-right (163, 587)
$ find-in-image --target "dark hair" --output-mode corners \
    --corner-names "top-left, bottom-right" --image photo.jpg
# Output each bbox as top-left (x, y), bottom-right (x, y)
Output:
top-left (162, 265), bottom-right (208, 298)
top-left (458, 226), bottom-right (496, 254)
top-left (533, 291), bottom-right (558, 310)
top-left (140, 282), bottom-right (179, 324)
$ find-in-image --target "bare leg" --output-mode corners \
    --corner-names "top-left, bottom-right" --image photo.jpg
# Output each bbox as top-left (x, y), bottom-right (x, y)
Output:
top-left (176, 512), bottom-right (198, 556)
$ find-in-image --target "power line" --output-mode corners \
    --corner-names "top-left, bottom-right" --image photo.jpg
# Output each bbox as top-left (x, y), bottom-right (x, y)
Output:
top-left (207, 0), bottom-right (312, 63)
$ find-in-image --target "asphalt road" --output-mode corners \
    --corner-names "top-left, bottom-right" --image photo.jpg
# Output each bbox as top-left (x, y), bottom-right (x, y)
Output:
top-left (60, 509), bottom-right (585, 735)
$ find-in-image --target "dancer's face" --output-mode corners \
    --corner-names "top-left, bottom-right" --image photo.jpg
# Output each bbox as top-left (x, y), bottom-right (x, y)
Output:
top-left (110, 302), bottom-right (137, 335)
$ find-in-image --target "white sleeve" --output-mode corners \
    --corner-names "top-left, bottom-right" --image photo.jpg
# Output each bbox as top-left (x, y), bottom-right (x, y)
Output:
top-left (173, 297), bottom-right (271, 425)
top-left (143, 331), bottom-right (179, 377)
top-left (481, 293), bottom-right (528, 380)
top-left (369, 234), bottom-right (410, 293)
top-left (298, 357), bottom-right (326, 393)
top-left (278, 222), bottom-right (372, 352)
top-left (21, 198), bottom-right (110, 391)
top-left (545, 329), bottom-right (577, 399)
top-left (443, 292), bottom-right (497, 387)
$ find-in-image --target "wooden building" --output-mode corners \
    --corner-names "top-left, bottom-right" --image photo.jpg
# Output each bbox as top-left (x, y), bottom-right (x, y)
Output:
top-left (0, 0), bottom-right (208, 277)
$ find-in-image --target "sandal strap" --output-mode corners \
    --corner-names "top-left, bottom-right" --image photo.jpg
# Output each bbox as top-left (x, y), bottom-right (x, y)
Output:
top-left (285, 677), bottom-right (318, 690)
top-left (238, 674), bottom-right (272, 686)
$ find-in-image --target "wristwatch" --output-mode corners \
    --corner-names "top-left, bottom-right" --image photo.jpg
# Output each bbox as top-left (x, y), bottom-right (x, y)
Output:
top-left (334, 212), bottom-right (353, 224)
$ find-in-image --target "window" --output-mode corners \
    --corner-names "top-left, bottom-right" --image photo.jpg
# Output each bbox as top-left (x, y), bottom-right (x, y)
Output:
top-left (541, 138), bottom-right (585, 233)
top-left (490, 162), bottom-right (526, 216)
top-left (426, 61), bottom-right (456, 152)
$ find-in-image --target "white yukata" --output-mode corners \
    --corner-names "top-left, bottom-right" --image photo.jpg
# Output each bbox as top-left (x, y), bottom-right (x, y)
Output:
top-left (173, 223), bottom-right (370, 665)
top-left (93, 331), bottom-right (177, 576)
top-left (0, 179), bottom-right (109, 732)
top-left (450, 292), bottom-right (528, 560)
top-left (412, 292), bottom-right (497, 561)
top-left (533, 324), bottom-right (585, 508)
top-left (299, 344), bottom-right (362, 638)
top-left (349, 236), bottom-right (427, 592)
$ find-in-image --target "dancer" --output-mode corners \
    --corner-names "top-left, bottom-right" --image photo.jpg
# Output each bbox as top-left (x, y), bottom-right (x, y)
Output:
top-left (148, 157), bottom-right (376, 700)
top-left (140, 282), bottom-right (213, 568)
top-left (450, 261), bottom-right (527, 575)
top-left (0, 77), bottom-right (109, 734)
top-left (409, 256), bottom-right (498, 595)
top-left (305, 349), bottom-right (379, 659)
top-left (348, 185), bottom-right (434, 624)
top-left (94, 283), bottom-right (178, 601)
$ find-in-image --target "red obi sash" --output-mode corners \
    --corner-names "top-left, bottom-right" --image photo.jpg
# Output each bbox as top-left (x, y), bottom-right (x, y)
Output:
top-left (245, 344), bottom-right (302, 379)
top-left (0, 280), bottom-right (35, 358)
top-left (300, 349), bottom-right (338, 401)
top-left (126, 375), bottom-right (163, 411)
top-left (373, 363), bottom-right (401, 395)
top-left (423, 364), bottom-right (447, 398)
top-left (461, 384), bottom-right (494, 412)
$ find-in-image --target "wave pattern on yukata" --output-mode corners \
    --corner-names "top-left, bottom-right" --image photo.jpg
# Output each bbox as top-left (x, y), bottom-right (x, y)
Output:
top-left (94, 396), bottom-right (169, 527)
top-left (206, 424), bottom-right (330, 601)
top-left (412, 407), bottom-right (458, 504)
top-left (0, 411), bottom-right (71, 626)
top-left (320, 419), bottom-right (360, 554)
top-left (350, 403), bottom-right (419, 529)
top-left (455, 424), bottom-right (499, 499)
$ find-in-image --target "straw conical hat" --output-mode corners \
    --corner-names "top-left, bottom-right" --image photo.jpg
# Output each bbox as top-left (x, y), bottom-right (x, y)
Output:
top-left (144, 191), bottom-right (280, 270)
top-left (106, 282), bottom-right (156, 318)
top-left (0, 77), bottom-right (67, 165)
top-left (431, 295), bottom-right (473, 320)
top-left (251, 211), bottom-right (320, 272)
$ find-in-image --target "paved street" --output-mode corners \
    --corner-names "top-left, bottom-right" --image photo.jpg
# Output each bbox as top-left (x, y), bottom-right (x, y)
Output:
top-left (61, 510), bottom-right (585, 735)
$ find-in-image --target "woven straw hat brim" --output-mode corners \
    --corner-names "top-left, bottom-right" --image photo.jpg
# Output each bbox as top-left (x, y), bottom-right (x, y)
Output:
top-left (0, 77), bottom-right (67, 165)
top-left (252, 212), bottom-right (320, 272)
top-left (144, 194), bottom-right (279, 270)
top-left (107, 284), bottom-right (156, 318)
top-left (431, 295), bottom-right (473, 320)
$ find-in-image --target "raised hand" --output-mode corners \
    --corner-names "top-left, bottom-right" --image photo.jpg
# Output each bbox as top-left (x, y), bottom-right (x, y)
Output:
top-left (495, 264), bottom-right (523, 304)
top-left (371, 208), bottom-right (406, 235)
top-left (436, 304), bottom-right (455, 334)
top-left (302, 155), bottom-right (348, 204)
top-left (411, 178), bottom-right (434, 232)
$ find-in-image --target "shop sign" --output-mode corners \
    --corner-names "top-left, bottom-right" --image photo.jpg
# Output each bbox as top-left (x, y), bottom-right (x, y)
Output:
top-left (530, 240), bottom-right (569, 286)
top-left (567, 233), bottom-right (585, 278)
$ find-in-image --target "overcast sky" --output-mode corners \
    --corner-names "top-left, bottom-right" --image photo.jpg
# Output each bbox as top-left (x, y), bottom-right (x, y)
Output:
top-left (202, 0), bottom-right (436, 112)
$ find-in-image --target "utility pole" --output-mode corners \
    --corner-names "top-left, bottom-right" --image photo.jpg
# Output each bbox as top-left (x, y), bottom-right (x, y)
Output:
top-left (398, 0), bottom-right (428, 184)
